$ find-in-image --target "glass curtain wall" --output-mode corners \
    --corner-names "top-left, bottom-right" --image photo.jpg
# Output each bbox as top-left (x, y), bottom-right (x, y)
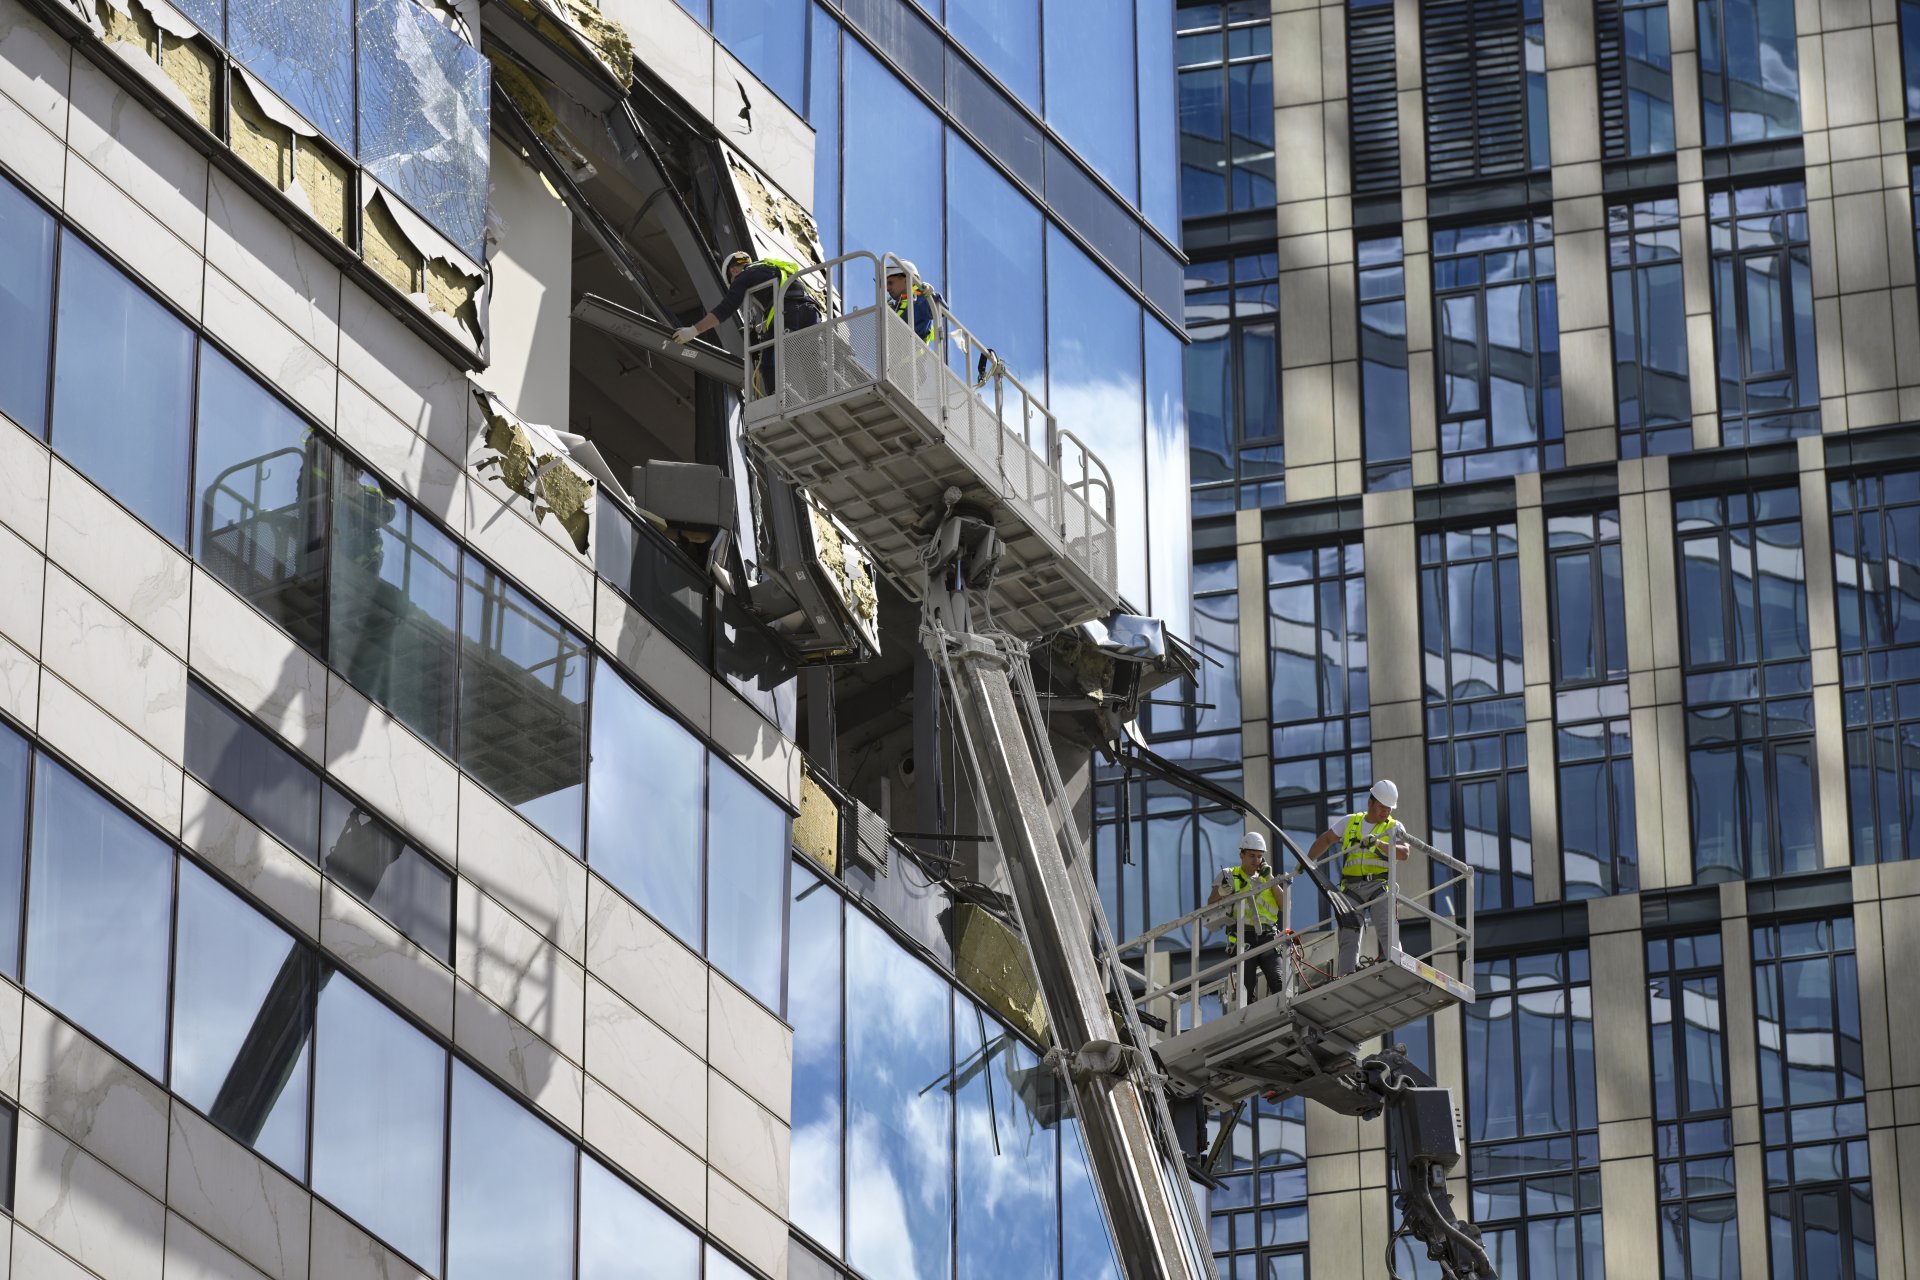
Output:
top-left (1647, 932), bottom-right (1739, 1280)
top-left (1176, 1), bottom-right (1275, 219)
top-left (1676, 487), bottom-right (1818, 881)
top-left (1359, 234), bottom-right (1413, 491)
top-left (1609, 198), bottom-right (1692, 459)
top-left (1696, 0), bottom-right (1802, 146)
top-left (1830, 468), bottom-right (1920, 863)
top-left (1185, 251), bottom-right (1282, 516)
top-left (1709, 182), bottom-right (1818, 446)
top-left (1208, 1095), bottom-right (1309, 1278)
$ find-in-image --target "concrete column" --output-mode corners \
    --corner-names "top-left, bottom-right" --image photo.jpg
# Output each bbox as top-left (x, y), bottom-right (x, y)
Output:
top-left (1796, 0), bottom-right (1920, 432)
top-left (1276, 0), bottom-right (1362, 503)
top-left (1620, 457), bottom-right (1690, 889)
top-left (1236, 509), bottom-right (1272, 811)
top-left (1362, 491), bottom-right (1428, 849)
top-left (1795, 436), bottom-right (1853, 868)
top-left (1393, 0), bottom-right (1437, 488)
top-left (1591, 894), bottom-right (1659, 1276)
top-left (1516, 474), bottom-right (1562, 900)
top-left (1544, 0), bottom-right (1618, 466)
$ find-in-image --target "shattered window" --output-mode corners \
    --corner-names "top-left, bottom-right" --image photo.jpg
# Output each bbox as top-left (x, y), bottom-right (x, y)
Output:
top-left (358, 0), bottom-right (492, 260)
top-left (228, 0), bottom-right (356, 149)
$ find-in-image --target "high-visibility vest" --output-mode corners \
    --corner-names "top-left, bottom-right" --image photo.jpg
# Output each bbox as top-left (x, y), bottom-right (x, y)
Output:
top-left (1339, 814), bottom-right (1399, 880)
top-left (1223, 865), bottom-right (1280, 935)
top-left (757, 256), bottom-right (805, 330)
top-left (889, 282), bottom-right (938, 344)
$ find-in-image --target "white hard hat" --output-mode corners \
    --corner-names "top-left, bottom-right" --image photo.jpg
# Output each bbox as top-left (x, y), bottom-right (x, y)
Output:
top-left (1370, 779), bottom-right (1399, 809)
top-left (1238, 831), bottom-right (1267, 854)
top-left (887, 258), bottom-right (918, 279)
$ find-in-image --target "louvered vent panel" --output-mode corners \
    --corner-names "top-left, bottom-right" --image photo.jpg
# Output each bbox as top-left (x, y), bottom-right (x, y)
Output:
top-left (1422, 0), bottom-right (1527, 186)
top-left (1595, 0), bottom-right (1628, 159)
top-left (1349, 3), bottom-right (1401, 193)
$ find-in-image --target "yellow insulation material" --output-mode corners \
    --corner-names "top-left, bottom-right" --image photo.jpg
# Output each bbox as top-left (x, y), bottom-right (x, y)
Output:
top-left (954, 904), bottom-right (1050, 1043)
top-left (794, 768), bottom-right (840, 875)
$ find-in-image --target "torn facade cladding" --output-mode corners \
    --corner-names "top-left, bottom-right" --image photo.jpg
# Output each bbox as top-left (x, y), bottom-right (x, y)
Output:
top-left (81, 0), bottom-right (491, 352)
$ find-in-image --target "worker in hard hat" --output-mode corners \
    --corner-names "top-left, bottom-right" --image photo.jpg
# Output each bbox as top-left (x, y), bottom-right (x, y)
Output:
top-left (1208, 831), bottom-right (1286, 1002)
top-left (1307, 780), bottom-right (1411, 977)
top-left (884, 260), bottom-right (939, 345)
top-left (672, 249), bottom-right (823, 394)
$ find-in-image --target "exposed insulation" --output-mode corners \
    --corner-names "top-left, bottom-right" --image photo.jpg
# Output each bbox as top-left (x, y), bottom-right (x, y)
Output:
top-left (228, 72), bottom-right (292, 189)
top-left (808, 501), bottom-right (878, 625)
top-left (727, 149), bottom-right (826, 268)
top-left (954, 904), bottom-right (1049, 1044)
top-left (471, 390), bottom-right (595, 556)
top-left (292, 140), bottom-right (352, 241)
top-left (425, 256), bottom-right (484, 348)
top-left (362, 194), bottom-right (423, 295)
top-left (500, 0), bottom-right (632, 88)
top-left (97, 0), bottom-right (158, 57)
top-left (489, 53), bottom-right (558, 136)
top-left (158, 32), bottom-right (217, 131)
top-left (794, 768), bottom-right (840, 875)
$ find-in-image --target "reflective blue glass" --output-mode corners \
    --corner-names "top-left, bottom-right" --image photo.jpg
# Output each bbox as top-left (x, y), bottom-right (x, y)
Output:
top-left (706, 763), bottom-right (787, 1011)
top-left (1145, 320), bottom-right (1191, 624)
top-left (312, 974), bottom-right (446, 1273)
top-left (192, 348), bottom-right (327, 651)
top-left (50, 232), bottom-right (194, 546)
top-left (843, 43), bottom-right (943, 284)
top-left (457, 561), bottom-right (587, 852)
top-left (1697, 0), bottom-right (1801, 146)
top-left (1708, 183), bottom-right (1818, 445)
top-left (170, 0), bottom-right (221, 36)
top-left (1136, 0), bottom-right (1179, 232)
top-left (580, 1157), bottom-right (701, 1279)
top-left (715, 0), bottom-right (809, 108)
top-left (0, 176), bottom-right (54, 438)
top-left (320, 788), bottom-right (454, 963)
top-left (171, 863), bottom-right (311, 1175)
top-left (946, 138), bottom-right (1045, 387)
top-left (788, 868), bottom-right (843, 1253)
top-left (228, 0), bottom-right (355, 148)
top-left (1061, 1108), bottom-right (1123, 1280)
top-left (1043, 0), bottom-right (1139, 199)
top-left (327, 465), bottom-right (461, 754)
top-left (447, 1062), bottom-right (574, 1280)
top-left (1359, 235), bottom-right (1412, 490)
top-left (1048, 226), bottom-right (1146, 606)
top-left (357, 0), bottom-right (492, 258)
top-left (185, 681), bottom-right (321, 862)
top-left (808, 6), bottom-right (840, 261)
top-left (1179, 65), bottom-right (1226, 218)
top-left (1609, 199), bottom-right (1691, 458)
top-left (25, 759), bottom-right (173, 1075)
top-left (845, 909), bottom-right (951, 1280)
top-left (1621, 0), bottom-right (1676, 155)
top-left (706, 1247), bottom-right (757, 1280)
top-left (587, 671), bottom-right (705, 947)
top-left (0, 726), bottom-right (24, 979)
top-left (1905, 0), bottom-right (1920, 115)
top-left (956, 1001), bottom-right (1057, 1277)
top-left (945, 0), bottom-right (1038, 105)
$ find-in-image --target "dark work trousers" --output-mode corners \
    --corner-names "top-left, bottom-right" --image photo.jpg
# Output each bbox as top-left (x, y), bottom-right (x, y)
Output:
top-left (1236, 926), bottom-right (1285, 1001)
top-left (751, 299), bottom-right (823, 396)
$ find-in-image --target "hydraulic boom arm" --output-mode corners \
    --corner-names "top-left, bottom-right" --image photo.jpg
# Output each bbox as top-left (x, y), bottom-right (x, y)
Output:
top-left (1358, 1048), bottom-right (1497, 1280)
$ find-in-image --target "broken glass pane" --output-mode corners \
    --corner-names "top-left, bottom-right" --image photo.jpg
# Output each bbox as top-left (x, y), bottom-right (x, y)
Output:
top-left (170, 0), bottom-right (223, 39)
top-left (227, 0), bottom-right (356, 149)
top-left (358, 0), bottom-right (490, 259)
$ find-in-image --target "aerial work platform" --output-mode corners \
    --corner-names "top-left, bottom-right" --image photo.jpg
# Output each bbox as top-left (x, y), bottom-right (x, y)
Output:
top-left (740, 252), bottom-right (1119, 639)
top-left (1117, 837), bottom-right (1477, 1115)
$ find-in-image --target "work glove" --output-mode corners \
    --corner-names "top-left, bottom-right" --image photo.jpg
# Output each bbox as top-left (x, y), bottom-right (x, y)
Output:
top-left (671, 325), bottom-right (699, 345)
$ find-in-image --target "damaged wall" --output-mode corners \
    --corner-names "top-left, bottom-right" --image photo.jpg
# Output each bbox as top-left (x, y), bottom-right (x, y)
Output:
top-left (482, 135), bottom-right (573, 429)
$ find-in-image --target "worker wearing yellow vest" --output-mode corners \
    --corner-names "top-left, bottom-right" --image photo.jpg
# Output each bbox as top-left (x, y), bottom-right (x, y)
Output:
top-left (1306, 779), bottom-right (1410, 977)
top-left (1207, 831), bottom-right (1286, 1001)
top-left (885, 260), bottom-right (939, 344)
top-left (673, 250), bottom-right (824, 393)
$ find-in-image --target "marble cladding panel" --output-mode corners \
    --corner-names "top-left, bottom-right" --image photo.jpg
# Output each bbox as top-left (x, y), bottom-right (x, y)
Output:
top-left (63, 56), bottom-right (206, 253)
top-left (322, 675), bottom-right (458, 863)
top-left (707, 970), bottom-right (790, 1124)
top-left (162, 1213), bottom-right (272, 1280)
top-left (453, 879), bottom-right (585, 1064)
top-left (44, 464), bottom-right (190, 658)
top-left (330, 378), bottom-right (463, 529)
top-left (38, 566), bottom-right (186, 761)
top-left (202, 268), bottom-right (335, 429)
top-left (704, 1071), bottom-right (788, 1217)
top-left (581, 1076), bottom-right (706, 1224)
top-left (705, 1168), bottom-right (787, 1280)
top-left (179, 780), bottom-right (323, 942)
top-left (61, 154), bottom-right (203, 319)
top-left (450, 980), bottom-right (583, 1136)
top-left (0, 521), bottom-right (43, 658)
top-left (185, 571), bottom-right (328, 764)
top-left (319, 882), bottom-right (454, 1039)
top-left (18, 1001), bottom-right (169, 1199)
top-left (305, 1202), bottom-right (429, 1280)
top-left (454, 776), bottom-right (586, 961)
top-left (11, 1228), bottom-right (93, 1280)
top-left (335, 288), bottom-right (468, 464)
top-left (14, 1112), bottom-right (166, 1280)
top-left (592, 582), bottom-right (713, 738)
top-left (0, 421), bottom-right (50, 550)
top-left (164, 1107), bottom-right (310, 1280)
top-left (584, 976), bottom-right (706, 1157)
top-left (204, 170), bottom-right (342, 361)
top-left (0, 0), bottom-right (72, 142)
top-left (36, 671), bottom-right (181, 834)
top-left (0, 633), bottom-right (37, 731)
top-left (583, 874), bottom-right (707, 1054)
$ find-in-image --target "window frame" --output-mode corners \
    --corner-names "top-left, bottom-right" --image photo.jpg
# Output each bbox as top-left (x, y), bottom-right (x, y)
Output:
top-left (1645, 932), bottom-right (1739, 1279)
top-left (1707, 180), bottom-right (1820, 447)
top-left (1606, 196), bottom-right (1693, 459)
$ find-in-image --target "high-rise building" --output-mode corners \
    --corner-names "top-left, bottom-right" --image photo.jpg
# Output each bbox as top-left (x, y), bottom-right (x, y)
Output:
top-left (1134, 0), bottom-right (1920, 1277)
top-left (0, 0), bottom-right (1187, 1277)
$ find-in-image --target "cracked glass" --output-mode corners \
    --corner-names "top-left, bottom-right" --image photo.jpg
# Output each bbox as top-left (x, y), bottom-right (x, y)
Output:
top-left (358, 0), bottom-right (491, 260)
top-left (228, 0), bottom-right (356, 148)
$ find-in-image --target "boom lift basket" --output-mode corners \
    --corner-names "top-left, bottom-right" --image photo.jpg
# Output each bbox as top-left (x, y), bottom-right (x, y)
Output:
top-left (739, 251), bottom-right (1120, 636)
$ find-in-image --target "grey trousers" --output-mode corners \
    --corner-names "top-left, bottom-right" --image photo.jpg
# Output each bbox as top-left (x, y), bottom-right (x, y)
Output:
top-left (1336, 878), bottom-right (1391, 976)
